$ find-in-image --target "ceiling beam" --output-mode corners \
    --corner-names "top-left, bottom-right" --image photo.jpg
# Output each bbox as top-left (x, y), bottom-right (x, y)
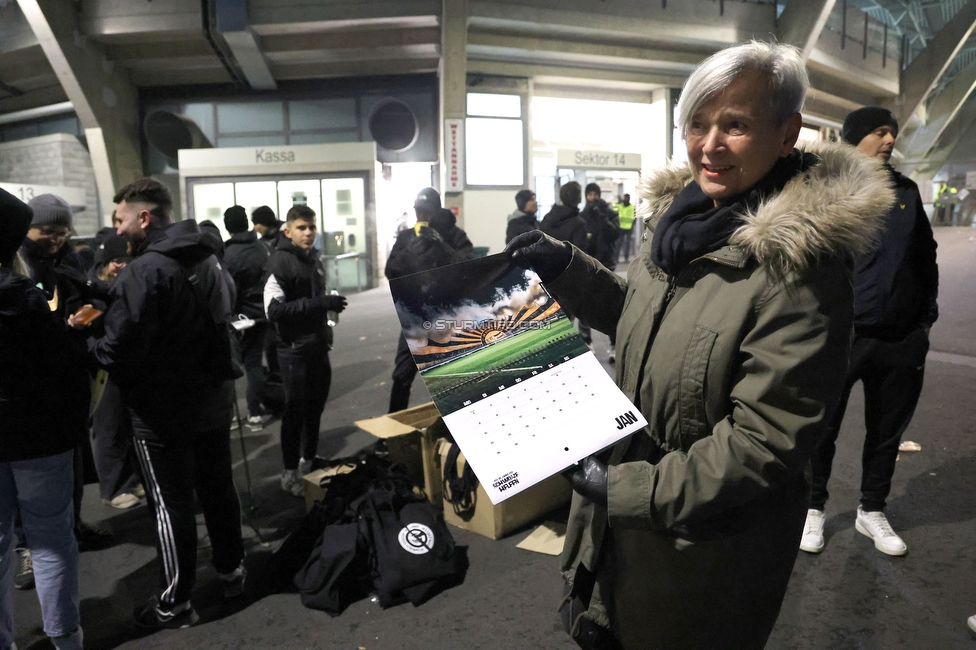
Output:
top-left (777, 0), bottom-right (838, 61)
top-left (908, 98), bottom-right (976, 181)
top-left (885, 0), bottom-right (976, 124)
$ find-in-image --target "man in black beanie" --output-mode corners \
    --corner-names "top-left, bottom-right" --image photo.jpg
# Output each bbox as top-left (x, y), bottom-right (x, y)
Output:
top-left (801, 106), bottom-right (939, 558)
top-left (506, 189), bottom-right (539, 244)
top-left (251, 205), bottom-right (284, 253)
top-left (224, 204), bottom-right (272, 429)
top-left (580, 183), bottom-right (619, 271)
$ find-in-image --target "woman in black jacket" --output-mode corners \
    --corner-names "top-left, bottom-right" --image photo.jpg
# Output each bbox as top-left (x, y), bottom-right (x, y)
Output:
top-left (0, 189), bottom-right (88, 650)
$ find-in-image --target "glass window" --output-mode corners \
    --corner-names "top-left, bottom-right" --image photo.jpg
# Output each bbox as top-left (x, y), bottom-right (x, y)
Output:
top-left (192, 182), bottom-right (235, 238)
top-left (277, 179), bottom-right (322, 227)
top-left (289, 99), bottom-right (358, 131)
top-left (217, 135), bottom-right (287, 147)
top-left (233, 181), bottom-right (278, 221)
top-left (288, 131), bottom-right (358, 145)
top-left (321, 178), bottom-right (365, 256)
top-left (465, 118), bottom-right (523, 186)
top-left (467, 93), bottom-right (521, 118)
top-left (216, 102), bottom-right (284, 134)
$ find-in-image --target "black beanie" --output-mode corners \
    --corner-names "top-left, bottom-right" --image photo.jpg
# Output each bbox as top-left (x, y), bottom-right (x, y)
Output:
top-left (0, 188), bottom-right (33, 264)
top-left (584, 183), bottom-right (602, 198)
top-left (515, 189), bottom-right (535, 212)
top-left (842, 106), bottom-right (899, 146)
top-left (224, 205), bottom-right (249, 234)
top-left (94, 234), bottom-right (131, 268)
top-left (251, 205), bottom-right (278, 228)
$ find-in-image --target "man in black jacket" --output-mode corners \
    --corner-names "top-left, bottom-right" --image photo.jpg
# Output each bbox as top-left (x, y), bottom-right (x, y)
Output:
top-left (580, 182), bottom-right (620, 271)
top-left (802, 107), bottom-right (939, 558)
top-left (505, 189), bottom-right (539, 244)
top-left (385, 187), bottom-right (473, 412)
top-left (251, 205), bottom-right (285, 253)
top-left (90, 178), bottom-right (245, 629)
top-left (541, 182), bottom-right (592, 344)
top-left (224, 205), bottom-right (272, 430)
top-left (264, 205), bottom-right (347, 496)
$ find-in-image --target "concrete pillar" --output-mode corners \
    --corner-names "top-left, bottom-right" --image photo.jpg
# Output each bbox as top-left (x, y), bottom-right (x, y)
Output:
top-left (440, 0), bottom-right (467, 227)
top-left (17, 0), bottom-right (144, 226)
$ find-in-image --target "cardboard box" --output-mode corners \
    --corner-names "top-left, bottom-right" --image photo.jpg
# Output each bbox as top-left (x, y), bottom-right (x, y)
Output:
top-left (302, 462), bottom-right (357, 512)
top-left (437, 439), bottom-right (572, 540)
top-left (354, 402), bottom-right (448, 505)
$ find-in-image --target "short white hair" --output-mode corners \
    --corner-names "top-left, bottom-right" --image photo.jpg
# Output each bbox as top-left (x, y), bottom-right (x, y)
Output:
top-left (675, 41), bottom-right (808, 137)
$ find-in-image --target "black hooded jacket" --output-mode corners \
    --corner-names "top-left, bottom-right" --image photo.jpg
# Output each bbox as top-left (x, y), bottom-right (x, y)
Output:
top-left (853, 168), bottom-right (939, 339)
top-left (580, 198), bottom-right (620, 268)
top-left (264, 238), bottom-right (333, 351)
top-left (385, 219), bottom-right (474, 280)
top-left (540, 205), bottom-right (588, 251)
top-left (428, 209), bottom-right (474, 257)
top-left (225, 230), bottom-right (271, 320)
top-left (0, 267), bottom-right (90, 462)
top-left (91, 221), bottom-right (236, 435)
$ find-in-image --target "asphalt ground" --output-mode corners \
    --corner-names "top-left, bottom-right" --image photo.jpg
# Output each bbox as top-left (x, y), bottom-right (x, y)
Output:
top-left (10, 227), bottom-right (976, 649)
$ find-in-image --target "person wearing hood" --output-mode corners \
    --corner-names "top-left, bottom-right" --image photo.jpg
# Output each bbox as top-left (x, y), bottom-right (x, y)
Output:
top-left (89, 178), bottom-right (245, 630)
top-left (801, 107), bottom-right (939, 558)
top-left (541, 181), bottom-right (588, 251)
top-left (508, 42), bottom-right (892, 649)
top-left (0, 188), bottom-right (88, 650)
top-left (505, 189), bottom-right (539, 244)
top-left (385, 187), bottom-right (474, 412)
top-left (580, 183), bottom-right (620, 271)
top-left (224, 205), bottom-right (272, 431)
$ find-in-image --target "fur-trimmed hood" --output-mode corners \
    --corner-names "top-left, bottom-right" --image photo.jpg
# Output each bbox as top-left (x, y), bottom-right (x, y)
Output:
top-left (636, 141), bottom-right (894, 275)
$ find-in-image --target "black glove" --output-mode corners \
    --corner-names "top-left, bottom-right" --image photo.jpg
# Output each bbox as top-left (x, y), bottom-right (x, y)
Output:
top-left (564, 456), bottom-right (608, 508)
top-left (505, 230), bottom-right (572, 284)
top-left (324, 294), bottom-right (347, 313)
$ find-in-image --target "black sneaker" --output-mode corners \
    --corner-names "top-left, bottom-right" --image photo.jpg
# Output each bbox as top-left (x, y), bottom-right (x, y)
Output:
top-left (134, 597), bottom-right (199, 630)
top-left (218, 565), bottom-right (247, 599)
top-left (13, 547), bottom-right (34, 590)
top-left (76, 521), bottom-right (114, 552)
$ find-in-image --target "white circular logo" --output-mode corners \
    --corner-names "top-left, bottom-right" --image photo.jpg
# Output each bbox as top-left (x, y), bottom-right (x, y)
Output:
top-left (398, 523), bottom-right (434, 555)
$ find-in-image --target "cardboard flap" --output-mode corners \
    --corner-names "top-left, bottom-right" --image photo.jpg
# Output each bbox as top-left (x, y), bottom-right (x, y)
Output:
top-left (355, 402), bottom-right (442, 439)
top-left (516, 521), bottom-right (567, 556)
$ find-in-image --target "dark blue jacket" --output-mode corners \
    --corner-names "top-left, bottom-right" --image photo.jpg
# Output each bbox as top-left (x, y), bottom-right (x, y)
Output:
top-left (0, 267), bottom-right (90, 462)
top-left (853, 168), bottom-right (939, 339)
top-left (91, 221), bottom-right (235, 436)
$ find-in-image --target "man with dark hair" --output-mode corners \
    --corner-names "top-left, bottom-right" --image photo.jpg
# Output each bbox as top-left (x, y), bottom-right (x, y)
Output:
top-left (224, 205), bottom-right (271, 430)
top-left (801, 107), bottom-right (939, 557)
top-left (506, 189), bottom-right (539, 244)
top-left (90, 177), bottom-right (246, 629)
top-left (251, 205), bottom-right (284, 252)
top-left (541, 182), bottom-right (591, 344)
top-left (581, 182), bottom-right (620, 271)
top-left (385, 187), bottom-right (474, 412)
top-left (264, 204), bottom-right (347, 495)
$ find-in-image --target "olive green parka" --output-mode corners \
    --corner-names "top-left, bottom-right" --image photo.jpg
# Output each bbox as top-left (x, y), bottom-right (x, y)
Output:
top-left (548, 142), bottom-right (894, 650)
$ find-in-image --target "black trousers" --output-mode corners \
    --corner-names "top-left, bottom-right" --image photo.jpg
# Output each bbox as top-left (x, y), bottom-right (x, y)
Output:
top-left (90, 378), bottom-right (141, 501)
top-left (130, 413), bottom-right (244, 610)
top-left (240, 322), bottom-right (269, 415)
top-left (278, 345), bottom-right (332, 470)
top-left (389, 333), bottom-right (417, 413)
top-left (811, 330), bottom-right (928, 512)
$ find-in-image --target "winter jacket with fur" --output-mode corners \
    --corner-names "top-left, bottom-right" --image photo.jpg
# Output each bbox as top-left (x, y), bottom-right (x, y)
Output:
top-left (549, 142), bottom-right (893, 650)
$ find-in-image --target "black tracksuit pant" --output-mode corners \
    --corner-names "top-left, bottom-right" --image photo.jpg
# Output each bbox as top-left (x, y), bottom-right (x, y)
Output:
top-left (278, 344), bottom-right (331, 470)
top-left (241, 322), bottom-right (269, 415)
top-left (389, 333), bottom-right (417, 413)
top-left (811, 330), bottom-right (928, 512)
top-left (130, 412), bottom-right (245, 611)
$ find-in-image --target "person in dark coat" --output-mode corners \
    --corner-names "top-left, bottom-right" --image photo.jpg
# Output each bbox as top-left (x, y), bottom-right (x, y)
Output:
top-left (580, 182), bottom-right (620, 270)
top-left (224, 205), bottom-right (272, 430)
top-left (505, 189), bottom-right (539, 244)
top-left (385, 187), bottom-right (474, 412)
top-left (20, 193), bottom-right (113, 554)
top-left (251, 205), bottom-right (285, 253)
top-left (541, 182), bottom-right (588, 251)
top-left (0, 188), bottom-right (88, 650)
top-left (90, 178), bottom-right (246, 629)
top-left (264, 205), bottom-right (347, 496)
top-left (801, 106), bottom-right (940, 558)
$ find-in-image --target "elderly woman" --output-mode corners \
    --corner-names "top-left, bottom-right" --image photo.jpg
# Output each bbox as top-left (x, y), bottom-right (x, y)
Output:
top-left (508, 42), bottom-right (894, 649)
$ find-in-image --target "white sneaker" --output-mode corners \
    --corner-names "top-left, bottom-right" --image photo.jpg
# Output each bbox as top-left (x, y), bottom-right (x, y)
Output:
top-left (280, 470), bottom-right (303, 497)
top-left (103, 493), bottom-right (140, 509)
top-left (245, 415), bottom-right (263, 432)
top-left (968, 614), bottom-right (976, 634)
top-left (855, 506), bottom-right (907, 556)
top-left (799, 508), bottom-right (825, 553)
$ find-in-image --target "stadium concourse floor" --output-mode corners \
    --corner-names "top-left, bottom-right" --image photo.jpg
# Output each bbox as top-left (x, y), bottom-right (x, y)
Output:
top-left (11, 229), bottom-right (976, 649)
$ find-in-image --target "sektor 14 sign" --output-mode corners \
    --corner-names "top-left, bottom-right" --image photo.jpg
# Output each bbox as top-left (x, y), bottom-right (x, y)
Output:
top-left (556, 149), bottom-right (642, 171)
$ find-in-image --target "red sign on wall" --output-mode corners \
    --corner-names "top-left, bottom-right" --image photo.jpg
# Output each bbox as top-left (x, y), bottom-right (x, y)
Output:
top-left (445, 119), bottom-right (464, 193)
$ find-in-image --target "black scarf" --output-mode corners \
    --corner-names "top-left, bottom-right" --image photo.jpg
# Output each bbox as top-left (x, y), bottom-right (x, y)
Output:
top-left (651, 149), bottom-right (815, 276)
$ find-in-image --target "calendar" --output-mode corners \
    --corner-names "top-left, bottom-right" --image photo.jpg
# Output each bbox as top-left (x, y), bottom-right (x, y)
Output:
top-left (389, 253), bottom-right (647, 504)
